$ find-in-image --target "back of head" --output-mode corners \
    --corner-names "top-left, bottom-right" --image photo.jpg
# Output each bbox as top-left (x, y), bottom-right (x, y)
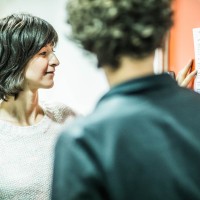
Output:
top-left (66, 0), bottom-right (173, 68)
top-left (0, 13), bottom-right (58, 100)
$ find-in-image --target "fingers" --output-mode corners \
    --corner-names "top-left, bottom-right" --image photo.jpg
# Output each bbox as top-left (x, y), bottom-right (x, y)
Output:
top-left (176, 59), bottom-right (193, 86)
top-left (179, 69), bottom-right (197, 87)
top-left (182, 59), bottom-right (193, 76)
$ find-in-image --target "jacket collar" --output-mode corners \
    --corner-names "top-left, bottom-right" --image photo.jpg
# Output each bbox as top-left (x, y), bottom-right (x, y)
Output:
top-left (97, 73), bottom-right (178, 104)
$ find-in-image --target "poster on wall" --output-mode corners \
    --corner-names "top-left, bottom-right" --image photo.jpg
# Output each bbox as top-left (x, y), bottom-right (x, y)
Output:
top-left (193, 28), bottom-right (200, 93)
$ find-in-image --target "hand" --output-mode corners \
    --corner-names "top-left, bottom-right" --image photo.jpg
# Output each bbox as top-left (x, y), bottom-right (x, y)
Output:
top-left (176, 59), bottom-right (197, 87)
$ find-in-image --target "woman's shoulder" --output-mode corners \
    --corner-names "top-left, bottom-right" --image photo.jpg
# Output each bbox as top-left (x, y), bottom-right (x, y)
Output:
top-left (40, 101), bottom-right (77, 124)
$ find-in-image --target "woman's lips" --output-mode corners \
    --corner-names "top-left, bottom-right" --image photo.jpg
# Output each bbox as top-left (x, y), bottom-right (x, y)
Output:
top-left (45, 71), bottom-right (54, 74)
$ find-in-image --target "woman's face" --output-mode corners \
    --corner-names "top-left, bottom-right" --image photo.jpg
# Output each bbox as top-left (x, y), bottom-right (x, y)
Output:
top-left (23, 43), bottom-right (60, 91)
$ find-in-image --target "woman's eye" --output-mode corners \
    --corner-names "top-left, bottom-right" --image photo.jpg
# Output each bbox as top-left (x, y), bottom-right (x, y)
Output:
top-left (39, 51), bottom-right (47, 56)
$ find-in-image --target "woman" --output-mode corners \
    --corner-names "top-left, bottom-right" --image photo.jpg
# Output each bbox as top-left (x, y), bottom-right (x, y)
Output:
top-left (0, 13), bottom-right (76, 199)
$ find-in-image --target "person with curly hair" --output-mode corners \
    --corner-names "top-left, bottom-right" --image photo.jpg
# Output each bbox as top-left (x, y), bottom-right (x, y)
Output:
top-left (0, 13), bottom-right (76, 199)
top-left (52, 0), bottom-right (200, 199)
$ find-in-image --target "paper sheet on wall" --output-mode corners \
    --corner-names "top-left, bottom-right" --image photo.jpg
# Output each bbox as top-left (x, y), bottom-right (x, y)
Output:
top-left (193, 28), bottom-right (200, 93)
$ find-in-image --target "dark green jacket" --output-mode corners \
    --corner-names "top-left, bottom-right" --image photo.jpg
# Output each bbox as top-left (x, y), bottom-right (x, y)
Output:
top-left (52, 74), bottom-right (200, 200)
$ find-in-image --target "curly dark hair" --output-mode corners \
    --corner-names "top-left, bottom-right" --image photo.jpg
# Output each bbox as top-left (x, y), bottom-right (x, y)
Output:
top-left (0, 13), bottom-right (58, 101)
top-left (66, 0), bottom-right (173, 68)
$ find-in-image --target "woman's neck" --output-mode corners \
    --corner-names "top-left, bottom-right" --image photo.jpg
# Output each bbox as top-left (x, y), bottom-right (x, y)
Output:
top-left (0, 90), bottom-right (44, 126)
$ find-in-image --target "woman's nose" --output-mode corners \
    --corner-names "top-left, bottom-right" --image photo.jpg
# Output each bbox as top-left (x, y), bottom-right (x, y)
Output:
top-left (49, 53), bottom-right (60, 67)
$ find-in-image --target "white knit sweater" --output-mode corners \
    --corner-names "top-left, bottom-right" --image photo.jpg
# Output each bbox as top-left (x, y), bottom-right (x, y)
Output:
top-left (0, 102), bottom-right (76, 200)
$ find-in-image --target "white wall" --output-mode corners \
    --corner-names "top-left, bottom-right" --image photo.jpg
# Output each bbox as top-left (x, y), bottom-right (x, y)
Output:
top-left (0, 0), bottom-right (109, 115)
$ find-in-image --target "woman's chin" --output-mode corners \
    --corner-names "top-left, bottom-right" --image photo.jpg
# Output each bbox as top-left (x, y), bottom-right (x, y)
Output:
top-left (42, 82), bottom-right (54, 89)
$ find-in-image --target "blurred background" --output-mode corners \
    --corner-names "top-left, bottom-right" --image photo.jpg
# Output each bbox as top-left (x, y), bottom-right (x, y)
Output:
top-left (0, 0), bottom-right (109, 115)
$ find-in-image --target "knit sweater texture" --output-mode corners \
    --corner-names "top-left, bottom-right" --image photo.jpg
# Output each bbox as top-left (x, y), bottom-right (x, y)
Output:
top-left (0, 101), bottom-right (76, 200)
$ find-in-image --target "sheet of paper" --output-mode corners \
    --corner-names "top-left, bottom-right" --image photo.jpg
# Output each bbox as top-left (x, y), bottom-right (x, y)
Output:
top-left (193, 28), bottom-right (200, 93)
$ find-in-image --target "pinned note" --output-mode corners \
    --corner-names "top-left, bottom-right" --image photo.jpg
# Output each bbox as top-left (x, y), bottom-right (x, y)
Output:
top-left (193, 28), bottom-right (200, 93)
